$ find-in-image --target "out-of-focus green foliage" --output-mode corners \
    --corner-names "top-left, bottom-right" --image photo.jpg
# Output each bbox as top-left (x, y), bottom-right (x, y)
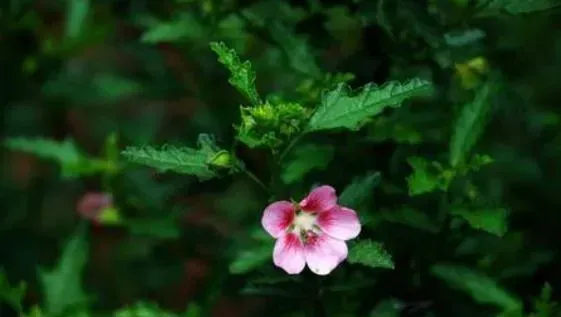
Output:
top-left (2, 0), bottom-right (561, 316)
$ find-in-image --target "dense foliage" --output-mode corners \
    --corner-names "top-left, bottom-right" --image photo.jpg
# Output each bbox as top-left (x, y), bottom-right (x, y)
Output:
top-left (2, 0), bottom-right (561, 316)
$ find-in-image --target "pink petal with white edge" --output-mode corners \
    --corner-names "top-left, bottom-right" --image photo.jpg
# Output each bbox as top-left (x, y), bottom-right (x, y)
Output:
top-left (304, 234), bottom-right (348, 276)
top-left (273, 233), bottom-right (306, 274)
top-left (262, 201), bottom-right (295, 238)
top-left (317, 206), bottom-right (361, 241)
top-left (299, 185), bottom-right (337, 213)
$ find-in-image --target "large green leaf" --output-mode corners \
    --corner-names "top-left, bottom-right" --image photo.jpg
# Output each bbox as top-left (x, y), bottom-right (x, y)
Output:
top-left (307, 78), bottom-right (432, 132)
top-left (121, 134), bottom-right (225, 181)
top-left (451, 207), bottom-right (509, 237)
top-left (39, 224), bottom-right (89, 316)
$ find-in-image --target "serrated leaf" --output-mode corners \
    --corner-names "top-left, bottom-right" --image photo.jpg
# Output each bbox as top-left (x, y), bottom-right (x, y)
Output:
top-left (210, 41), bottom-right (261, 105)
top-left (39, 224), bottom-right (89, 316)
top-left (0, 270), bottom-right (27, 313)
top-left (339, 172), bottom-right (381, 209)
top-left (476, 0), bottom-right (561, 16)
top-left (121, 134), bottom-right (224, 181)
top-left (307, 78), bottom-right (432, 132)
top-left (451, 208), bottom-right (509, 236)
top-left (281, 144), bottom-right (334, 184)
top-left (4, 137), bottom-right (82, 164)
top-left (348, 240), bottom-right (394, 269)
top-left (406, 157), bottom-right (453, 196)
top-left (449, 81), bottom-right (496, 167)
top-left (431, 264), bottom-right (522, 311)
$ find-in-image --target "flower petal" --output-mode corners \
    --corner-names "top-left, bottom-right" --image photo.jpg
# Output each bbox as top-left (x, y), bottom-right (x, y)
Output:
top-left (304, 234), bottom-right (348, 276)
top-left (262, 201), bottom-right (295, 238)
top-left (317, 206), bottom-right (361, 240)
top-left (273, 233), bottom-right (306, 274)
top-left (299, 185), bottom-right (337, 213)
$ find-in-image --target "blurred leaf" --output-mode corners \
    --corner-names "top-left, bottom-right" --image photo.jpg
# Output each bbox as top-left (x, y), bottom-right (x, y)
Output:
top-left (370, 299), bottom-right (401, 317)
top-left (281, 144), bottom-right (334, 184)
top-left (380, 207), bottom-right (439, 233)
top-left (184, 303), bottom-right (201, 317)
top-left (269, 22), bottom-right (321, 77)
top-left (444, 29), bottom-right (486, 47)
top-left (431, 264), bottom-right (522, 311)
top-left (141, 13), bottom-right (205, 43)
top-left (229, 243), bottom-right (272, 274)
top-left (476, 0), bottom-right (561, 16)
top-left (114, 302), bottom-right (177, 317)
top-left (348, 240), bottom-right (394, 269)
top-left (4, 137), bottom-right (81, 164)
top-left (449, 81), bottom-right (495, 167)
top-left (529, 283), bottom-right (558, 317)
top-left (126, 218), bottom-right (181, 240)
top-left (0, 270), bottom-right (26, 313)
top-left (39, 224), bottom-right (89, 316)
top-left (65, 0), bottom-right (90, 39)
top-left (210, 41), bottom-right (261, 105)
top-left (307, 78), bottom-right (432, 132)
top-left (339, 171), bottom-right (381, 209)
top-left (122, 134), bottom-right (225, 181)
top-left (406, 157), bottom-right (453, 196)
top-left (451, 207), bottom-right (509, 237)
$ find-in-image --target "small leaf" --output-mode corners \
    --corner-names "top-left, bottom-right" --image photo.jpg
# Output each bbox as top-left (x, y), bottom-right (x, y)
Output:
top-left (210, 41), bottom-right (261, 105)
top-left (348, 240), bottom-right (394, 269)
top-left (281, 144), bottom-right (334, 184)
top-left (451, 207), bottom-right (509, 237)
top-left (339, 171), bottom-right (381, 209)
top-left (307, 78), bottom-right (432, 132)
top-left (406, 157), bottom-right (454, 196)
top-left (449, 81), bottom-right (496, 167)
top-left (431, 264), bottom-right (522, 311)
top-left (39, 224), bottom-right (89, 316)
top-left (121, 134), bottom-right (224, 181)
top-left (0, 270), bottom-right (27, 313)
top-left (444, 29), bottom-right (486, 47)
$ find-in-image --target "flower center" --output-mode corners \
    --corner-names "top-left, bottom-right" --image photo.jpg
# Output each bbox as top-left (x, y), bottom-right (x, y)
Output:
top-left (291, 211), bottom-right (320, 244)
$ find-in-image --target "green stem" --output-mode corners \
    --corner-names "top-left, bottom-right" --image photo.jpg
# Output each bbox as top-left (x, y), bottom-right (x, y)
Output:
top-left (279, 133), bottom-right (305, 162)
top-left (243, 168), bottom-right (270, 192)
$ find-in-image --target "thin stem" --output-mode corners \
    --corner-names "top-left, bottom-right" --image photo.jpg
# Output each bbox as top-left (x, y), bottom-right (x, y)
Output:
top-left (243, 168), bottom-right (270, 192)
top-left (279, 133), bottom-right (305, 162)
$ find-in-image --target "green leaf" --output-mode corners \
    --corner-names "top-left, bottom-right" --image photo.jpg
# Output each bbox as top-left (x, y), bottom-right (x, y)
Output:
top-left (406, 157), bottom-right (454, 196)
top-left (121, 134), bottom-right (225, 181)
top-left (370, 299), bottom-right (401, 317)
top-left (449, 81), bottom-right (495, 167)
top-left (126, 218), bottom-right (181, 240)
top-left (380, 207), bottom-right (440, 233)
top-left (229, 244), bottom-right (272, 274)
top-left (476, 0), bottom-right (561, 16)
top-left (210, 41), bottom-right (261, 105)
top-left (39, 224), bottom-right (89, 316)
top-left (431, 264), bottom-right (522, 311)
top-left (339, 171), bottom-right (381, 209)
top-left (348, 240), bottom-right (394, 269)
top-left (307, 78), bottom-right (432, 132)
top-left (114, 302), bottom-right (178, 317)
top-left (281, 144), bottom-right (334, 184)
top-left (451, 207), bottom-right (509, 237)
top-left (269, 22), bottom-right (321, 77)
top-left (141, 13), bottom-right (205, 43)
top-left (65, 0), bottom-right (90, 39)
top-left (0, 270), bottom-right (27, 313)
top-left (4, 137), bottom-right (81, 164)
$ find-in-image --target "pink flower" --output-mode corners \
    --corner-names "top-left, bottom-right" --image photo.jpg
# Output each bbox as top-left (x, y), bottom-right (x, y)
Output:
top-left (261, 185), bottom-right (361, 275)
top-left (77, 192), bottom-right (115, 224)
